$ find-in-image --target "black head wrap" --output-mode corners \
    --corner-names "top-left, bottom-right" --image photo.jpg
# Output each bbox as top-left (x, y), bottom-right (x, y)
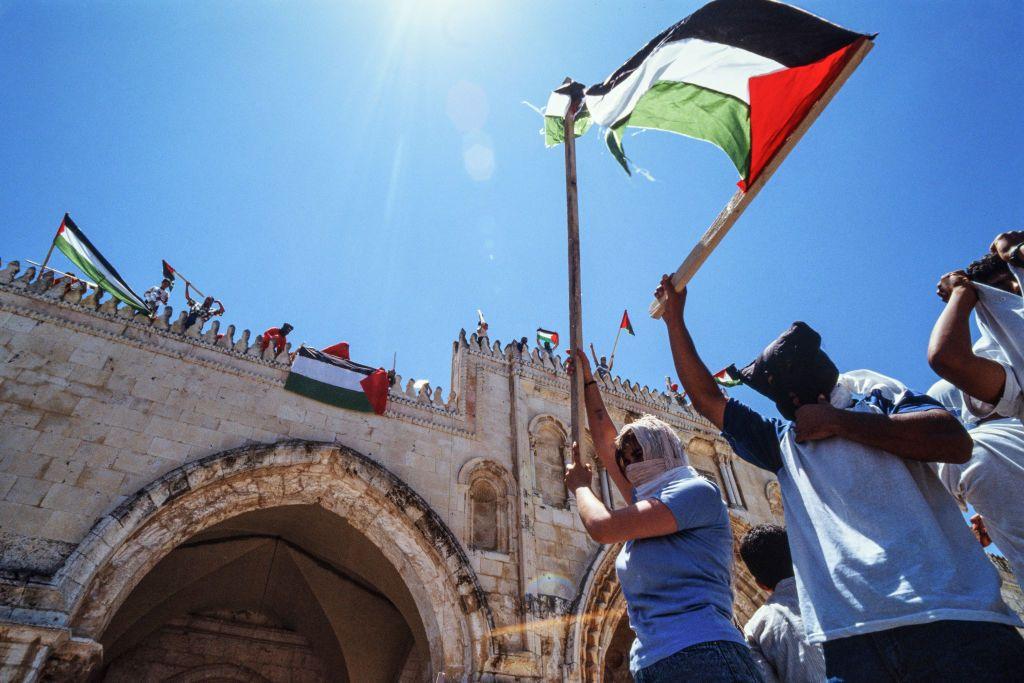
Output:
top-left (737, 322), bottom-right (838, 420)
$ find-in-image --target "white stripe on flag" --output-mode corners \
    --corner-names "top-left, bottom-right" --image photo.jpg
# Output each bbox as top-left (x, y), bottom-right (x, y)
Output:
top-left (586, 38), bottom-right (784, 126)
top-left (545, 90), bottom-right (572, 118)
top-left (291, 354), bottom-right (367, 392)
top-left (58, 228), bottom-right (146, 308)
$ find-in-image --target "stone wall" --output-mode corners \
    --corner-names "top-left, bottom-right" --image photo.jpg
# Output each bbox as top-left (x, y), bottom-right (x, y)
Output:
top-left (102, 611), bottom-right (330, 682)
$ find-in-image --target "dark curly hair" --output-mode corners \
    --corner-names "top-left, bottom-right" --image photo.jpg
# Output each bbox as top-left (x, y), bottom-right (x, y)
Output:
top-left (739, 524), bottom-right (793, 591)
top-left (965, 253), bottom-right (1011, 286)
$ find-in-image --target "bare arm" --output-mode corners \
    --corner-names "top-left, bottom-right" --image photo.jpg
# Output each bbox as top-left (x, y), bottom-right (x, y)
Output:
top-left (565, 443), bottom-right (676, 544)
top-left (991, 230), bottom-right (1024, 264)
top-left (794, 400), bottom-right (972, 464)
top-left (656, 275), bottom-right (727, 428)
top-left (570, 349), bottom-right (632, 501)
top-left (928, 274), bottom-right (1005, 405)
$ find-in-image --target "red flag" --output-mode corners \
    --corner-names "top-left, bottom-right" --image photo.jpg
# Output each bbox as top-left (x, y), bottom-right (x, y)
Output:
top-left (322, 342), bottom-right (350, 360)
top-left (360, 369), bottom-right (390, 415)
top-left (620, 310), bottom-right (635, 336)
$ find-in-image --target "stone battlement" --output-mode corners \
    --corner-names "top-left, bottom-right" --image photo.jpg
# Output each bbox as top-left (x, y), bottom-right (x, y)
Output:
top-left (0, 256), bottom-right (709, 429)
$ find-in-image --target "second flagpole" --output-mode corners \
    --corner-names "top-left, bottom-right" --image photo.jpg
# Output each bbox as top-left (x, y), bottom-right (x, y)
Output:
top-left (562, 82), bottom-right (585, 449)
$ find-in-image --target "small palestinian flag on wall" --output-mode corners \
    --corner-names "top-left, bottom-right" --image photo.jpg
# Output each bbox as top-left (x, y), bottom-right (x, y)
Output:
top-left (536, 328), bottom-right (560, 350)
top-left (53, 214), bottom-right (149, 312)
top-left (713, 364), bottom-right (743, 387)
top-left (582, 0), bottom-right (872, 190)
top-left (285, 346), bottom-right (389, 415)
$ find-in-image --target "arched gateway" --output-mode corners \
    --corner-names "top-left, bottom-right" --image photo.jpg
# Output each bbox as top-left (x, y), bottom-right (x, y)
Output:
top-left (41, 440), bottom-right (494, 681)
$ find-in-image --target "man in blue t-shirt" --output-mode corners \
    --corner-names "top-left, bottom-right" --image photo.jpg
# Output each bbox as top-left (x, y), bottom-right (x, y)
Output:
top-left (653, 275), bottom-right (1024, 682)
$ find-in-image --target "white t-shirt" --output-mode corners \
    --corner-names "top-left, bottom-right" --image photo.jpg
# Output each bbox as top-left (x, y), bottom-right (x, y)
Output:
top-left (723, 370), bottom-right (1021, 643)
top-left (969, 263), bottom-right (1024, 420)
top-left (744, 577), bottom-right (826, 683)
top-left (934, 418), bottom-right (1024, 591)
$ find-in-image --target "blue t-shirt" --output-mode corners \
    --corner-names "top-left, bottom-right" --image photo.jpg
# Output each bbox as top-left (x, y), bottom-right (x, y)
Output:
top-left (721, 373), bottom-right (1021, 642)
top-left (615, 475), bottom-right (743, 672)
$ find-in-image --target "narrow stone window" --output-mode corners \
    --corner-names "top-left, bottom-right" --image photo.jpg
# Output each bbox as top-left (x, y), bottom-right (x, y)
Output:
top-left (470, 480), bottom-right (499, 551)
top-left (535, 426), bottom-right (568, 507)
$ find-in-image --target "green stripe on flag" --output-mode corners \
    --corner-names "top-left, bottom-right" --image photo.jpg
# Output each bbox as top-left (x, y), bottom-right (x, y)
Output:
top-left (606, 81), bottom-right (751, 177)
top-left (544, 110), bottom-right (592, 147)
top-left (54, 236), bottom-right (149, 313)
top-left (284, 373), bottom-right (374, 413)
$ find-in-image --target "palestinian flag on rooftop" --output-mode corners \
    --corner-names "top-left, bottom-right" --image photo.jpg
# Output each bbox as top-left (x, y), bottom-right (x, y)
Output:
top-left (53, 214), bottom-right (149, 313)
top-left (161, 260), bottom-right (176, 284)
top-left (713, 364), bottom-right (743, 387)
top-left (620, 310), bottom-right (635, 336)
top-left (537, 328), bottom-right (560, 350)
top-left (285, 346), bottom-right (389, 415)
top-left (582, 0), bottom-right (872, 190)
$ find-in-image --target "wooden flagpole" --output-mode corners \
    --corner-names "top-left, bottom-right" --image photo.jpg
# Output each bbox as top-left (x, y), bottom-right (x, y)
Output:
top-left (607, 324), bottom-right (624, 371)
top-left (562, 82), bottom-right (586, 448)
top-left (26, 260), bottom-right (97, 288)
top-left (40, 221), bottom-right (61, 274)
top-left (175, 270), bottom-right (208, 300)
top-left (649, 39), bottom-right (874, 318)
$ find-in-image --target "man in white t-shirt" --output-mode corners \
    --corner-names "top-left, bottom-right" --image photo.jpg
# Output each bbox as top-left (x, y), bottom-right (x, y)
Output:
top-left (927, 230), bottom-right (1024, 588)
top-left (927, 380), bottom-right (1024, 590)
top-left (654, 274), bottom-right (1024, 682)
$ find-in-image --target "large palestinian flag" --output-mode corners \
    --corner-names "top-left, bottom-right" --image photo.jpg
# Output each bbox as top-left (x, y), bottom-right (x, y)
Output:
top-left (583, 0), bottom-right (872, 190)
top-left (53, 214), bottom-right (149, 313)
top-left (285, 346), bottom-right (389, 415)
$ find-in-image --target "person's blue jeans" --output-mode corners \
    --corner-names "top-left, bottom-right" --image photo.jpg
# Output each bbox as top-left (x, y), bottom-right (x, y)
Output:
top-left (634, 640), bottom-right (764, 683)
top-left (822, 619), bottom-right (1024, 682)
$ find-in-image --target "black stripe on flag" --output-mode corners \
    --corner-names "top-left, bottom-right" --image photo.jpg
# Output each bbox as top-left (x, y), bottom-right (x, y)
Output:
top-left (587, 0), bottom-right (868, 96)
top-left (297, 346), bottom-right (378, 376)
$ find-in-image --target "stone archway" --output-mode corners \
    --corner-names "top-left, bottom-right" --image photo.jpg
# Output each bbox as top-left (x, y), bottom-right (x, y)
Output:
top-left (569, 543), bottom-right (628, 683)
top-left (44, 440), bottom-right (493, 680)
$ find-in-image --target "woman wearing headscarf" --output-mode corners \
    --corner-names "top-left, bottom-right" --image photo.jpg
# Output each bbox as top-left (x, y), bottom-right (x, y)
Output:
top-left (565, 349), bottom-right (761, 683)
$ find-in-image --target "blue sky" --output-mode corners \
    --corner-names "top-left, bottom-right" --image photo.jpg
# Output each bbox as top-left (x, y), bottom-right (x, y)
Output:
top-left (1, 1), bottom-right (1022, 419)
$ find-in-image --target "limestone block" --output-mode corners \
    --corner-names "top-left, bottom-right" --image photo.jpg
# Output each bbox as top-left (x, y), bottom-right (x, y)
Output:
top-left (5, 477), bottom-right (53, 506)
top-left (76, 467), bottom-right (126, 495)
top-left (40, 510), bottom-right (91, 544)
top-left (0, 501), bottom-right (53, 536)
top-left (0, 474), bottom-right (15, 500)
top-left (2, 404), bottom-right (44, 430)
top-left (40, 458), bottom-right (86, 485)
top-left (132, 380), bottom-right (171, 404)
top-left (0, 425), bottom-right (42, 456)
top-left (39, 482), bottom-right (105, 514)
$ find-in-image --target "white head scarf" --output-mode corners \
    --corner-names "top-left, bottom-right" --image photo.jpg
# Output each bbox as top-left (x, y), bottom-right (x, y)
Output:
top-left (615, 415), bottom-right (696, 499)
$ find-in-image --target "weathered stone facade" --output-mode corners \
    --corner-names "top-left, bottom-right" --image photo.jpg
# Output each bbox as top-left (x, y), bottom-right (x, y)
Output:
top-left (0, 258), bottom-right (1018, 681)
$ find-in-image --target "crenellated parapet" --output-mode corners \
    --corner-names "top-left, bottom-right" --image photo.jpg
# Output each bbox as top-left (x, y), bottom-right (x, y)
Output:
top-left (452, 325), bottom-right (722, 438)
top-left (0, 258), bottom-right (293, 365)
top-left (0, 254), bottom-right (715, 438)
